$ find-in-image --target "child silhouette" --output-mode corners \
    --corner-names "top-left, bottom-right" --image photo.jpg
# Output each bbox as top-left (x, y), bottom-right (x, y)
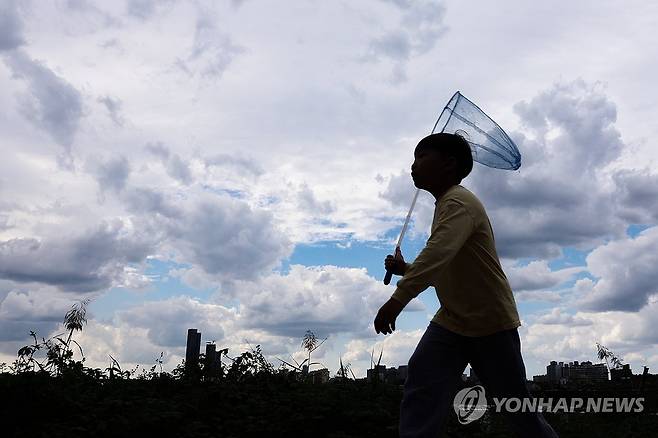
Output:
top-left (374, 133), bottom-right (559, 437)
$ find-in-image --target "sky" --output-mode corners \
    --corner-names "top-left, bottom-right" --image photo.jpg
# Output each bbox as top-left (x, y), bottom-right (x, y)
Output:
top-left (1, 0), bottom-right (658, 380)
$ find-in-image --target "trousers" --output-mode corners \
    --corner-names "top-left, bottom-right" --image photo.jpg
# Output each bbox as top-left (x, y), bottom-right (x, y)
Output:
top-left (399, 321), bottom-right (559, 437)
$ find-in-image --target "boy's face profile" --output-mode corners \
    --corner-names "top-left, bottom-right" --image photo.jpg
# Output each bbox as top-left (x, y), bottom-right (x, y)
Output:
top-left (411, 144), bottom-right (457, 191)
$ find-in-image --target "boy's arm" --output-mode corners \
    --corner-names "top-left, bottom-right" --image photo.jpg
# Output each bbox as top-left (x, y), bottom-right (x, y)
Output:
top-left (390, 200), bottom-right (474, 307)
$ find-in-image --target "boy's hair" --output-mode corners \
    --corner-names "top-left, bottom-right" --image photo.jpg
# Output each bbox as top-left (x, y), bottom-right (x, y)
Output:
top-left (417, 132), bottom-right (473, 180)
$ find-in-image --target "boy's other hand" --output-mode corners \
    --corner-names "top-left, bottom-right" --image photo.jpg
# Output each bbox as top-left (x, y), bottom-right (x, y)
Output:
top-left (384, 248), bottom-right (406, 276)
top-left (374, 298), bottom-right (404, 335)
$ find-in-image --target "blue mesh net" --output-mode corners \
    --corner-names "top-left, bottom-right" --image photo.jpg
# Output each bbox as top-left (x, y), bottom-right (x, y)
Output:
top-left (432, 91), bottom-right (521, 170)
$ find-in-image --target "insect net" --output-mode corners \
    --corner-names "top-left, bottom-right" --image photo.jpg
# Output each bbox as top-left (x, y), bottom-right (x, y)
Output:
top-left (432, 91), bottom-right (521, 170)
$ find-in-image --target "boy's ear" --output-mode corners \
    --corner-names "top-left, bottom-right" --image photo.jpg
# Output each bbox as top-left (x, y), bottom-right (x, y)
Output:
top-left (444, 155), bottom-right (457, 171)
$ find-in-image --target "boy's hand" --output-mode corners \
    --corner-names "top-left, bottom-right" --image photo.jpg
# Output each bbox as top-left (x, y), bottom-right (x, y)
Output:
top-left (374, 298), bottom-right (404, 335)
top-left (384, 247), bottom-right (406, 276)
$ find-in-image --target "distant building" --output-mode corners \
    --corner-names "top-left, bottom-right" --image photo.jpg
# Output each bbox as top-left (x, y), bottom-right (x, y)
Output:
top-left (546, 361), bottom-right (562, 384)
top-left (366, 365), bottom-right (408, 384)
top-left (385, 365), bottom-right (408, 384)
top-left (611, 364), bottom-right (633, 382)
top-left (367, 364), bottom-right (387, 382)
top-left (568, 361), bottom-right (607, 383)
top-left (204, 342), bottom-right (222, 379)
top-left (540, 360), bottom-right (608, 385)
top-left (309, 368), bottom-right (330, 384)
top-left (185, 328), bottom-right (201, 369)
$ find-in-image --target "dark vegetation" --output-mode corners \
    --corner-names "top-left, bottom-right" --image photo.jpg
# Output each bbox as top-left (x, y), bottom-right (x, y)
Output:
top-left (1, 301), bottom-right (657, 437)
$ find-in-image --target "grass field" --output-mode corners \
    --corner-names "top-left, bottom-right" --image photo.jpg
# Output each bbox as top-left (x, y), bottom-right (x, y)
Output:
top-left (2, 371), bottom-right (657, 438)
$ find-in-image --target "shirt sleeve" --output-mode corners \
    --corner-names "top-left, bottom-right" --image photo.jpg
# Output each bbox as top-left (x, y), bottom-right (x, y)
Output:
top-left (390, 199), bottom-right (474, 307)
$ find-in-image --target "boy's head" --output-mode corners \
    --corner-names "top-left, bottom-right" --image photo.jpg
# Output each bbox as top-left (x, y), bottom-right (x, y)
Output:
top-left (411, 132), bottom-right (473, 191)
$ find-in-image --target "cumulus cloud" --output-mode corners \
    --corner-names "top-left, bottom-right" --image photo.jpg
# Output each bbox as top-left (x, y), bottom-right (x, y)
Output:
top-left (521, 300), bottom-right (658, 375)
top-left (144, 141), bottom-right (170, 161)
top-left (123, 187), bottom-right (182, 219)
top-left (378, 171), bottom-right (436, 240)
top-left (613, 168), bottom-right (658, 223)
top-left (204, 153), bottom-right (264, 178)
top-left (80, 323), bottom-right (163, 366)
top-left (0, 286), bottom-right (77, 342)
top-left (115, 183), bottom-right (294, 285)
top-left (505, 259), bottom-right (585, 303)
top-left (126, 0), bottom-right (174, 21)
top-left (515, 290), bottom-right (562, 303)
top-left (506, 260), bottom-right (584, 292)
top-left (128, 264), bottom-right (430, 374)
top-left (62, 292), bottom-right (343, 371)
top-left (363, 0), bottom-right (447, 83)
top-left (515, 227), bottom-right (658, 373)
top-left (89, 155), bottom-right (131, 196)
top-left (378, 171), bottom-right (415, 207)
top-left (370, 31), bottom-right (413, 62)
top-left (118, 296), bottom-right (232, 347)
top-left (168, 265), bottom-right (218, 291)
top-left (297, 183), bottom-right (335, 214)
top-left (0, 282), bottom-right (98, 360)
top-left (0, 219), bottom-right (155, 292)
top-left (144, 142), bottom-right (193, 185)
top-left (97, 95), bottom-right (124, 126)
top-left (535, 308), bottom-right (592, 326)
top-left (56, 0), bottom-right (119, 33)
top-left (3, 50), bottom-right (83, 169)
top-left (0, 291), bottom-right (210, 365)
top-left (0, 214), bottom-right (11, 231)
top-left (0, 1), bottom-right (25, 51)
top-left (230, 0), bottom-right (248, 9)
top-left (120, 189), bottom-right (293, 282)
top-left (166, 195), bottom-right (292, 281)
top-left (233, 264), bottom-right (425, 338)
top-left (341, 338), bottom-right (373, 364)
top-left (342, 327), bottom-right (425, 375)
top-left (471, 80), bottom-right (628, 258)
top-left (513, 84), bottom-right (623, 173)
top-left (577, 226), bottom-right (658, 312)
top-left (521, 319), bottom-right (611, 368)
top-left (380, 80), bottom-right (648, 259)
top-left (176, 14), bottom-right (244, 79)
top-left (166, 154), bottom-right (193, 185)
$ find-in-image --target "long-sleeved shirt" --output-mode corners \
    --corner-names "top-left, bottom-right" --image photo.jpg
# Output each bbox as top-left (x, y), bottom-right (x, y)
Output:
top-left (391, 184), bottom-right (521, 337)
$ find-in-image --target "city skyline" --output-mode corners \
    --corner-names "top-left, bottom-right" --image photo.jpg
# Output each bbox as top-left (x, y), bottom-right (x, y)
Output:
top-left (182, 326), bottom-right (647, 383)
